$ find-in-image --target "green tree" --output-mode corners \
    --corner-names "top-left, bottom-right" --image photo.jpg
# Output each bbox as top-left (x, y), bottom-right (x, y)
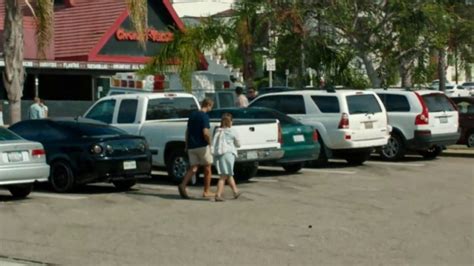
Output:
top-left (2, 0), bottom-right (147, 124)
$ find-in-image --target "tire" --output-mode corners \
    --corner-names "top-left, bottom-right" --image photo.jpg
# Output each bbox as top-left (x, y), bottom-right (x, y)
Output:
top-left (50, 161), bottom-right (75, 193)
top-left (112, 179), bottom-right (136, 191)
top-left (419, 145), bottom-right (442, 159)
top-left (380, 133), bottom-right (406, 161)
top-left (281, 162), bottom-right (303, 173)
top-left (7, 183), bottom-right (33, 198)
top-left (166, 150), bottom-right (189, 183)
top-left (467, 132), bottom-right (474, 148)
top-left (345, 150), bottom-right (371, 165)
top-left (310, 138), bottom-right (328, 167)
top-left (234, 162), bottom-right (258, 181)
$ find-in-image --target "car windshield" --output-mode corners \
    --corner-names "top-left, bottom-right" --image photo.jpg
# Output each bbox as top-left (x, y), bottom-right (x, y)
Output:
top-left (0, 127), bottom-right (22, 141)
top-left (58, 122), bottom-right (126, 137)
top-left (422, 94), bottom-right (456, 112)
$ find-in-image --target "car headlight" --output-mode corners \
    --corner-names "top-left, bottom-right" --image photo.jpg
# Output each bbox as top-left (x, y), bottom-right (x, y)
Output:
top-left (106, 144), bottom-right (114, 154)
top-left (91, 144), bottom-right (103, 154)
top-left (138, 142), bottom-right (147, 152)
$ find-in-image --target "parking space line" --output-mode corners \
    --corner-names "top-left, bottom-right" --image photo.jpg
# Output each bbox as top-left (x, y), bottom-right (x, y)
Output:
top-left (138, 184), bottom-right (178, 191)
top-left (301, 168), bottom-right (357, 175)
top-left (248, 178), bottom-right (279, 182)
top-left (365, 161), bottom-right (425, 167)
top-left (31, 192), bottom-right (87, 200)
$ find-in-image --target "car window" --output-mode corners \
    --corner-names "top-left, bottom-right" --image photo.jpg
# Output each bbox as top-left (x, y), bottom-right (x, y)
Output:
top-left (146, 97), bottom-right (198, 120)
top-left (250, 96), bottom-right (278, 109)
top-left (218, 93), bottom-right (235, 108)
top-left (280, 96), bottom-right (306, 114)
top-left (249, 109), bottom-right (299, 125)
top-left (422, 94), bottom-right (456, 112)
top-left (346, 94), bottom-right (382, 114)
top-left (8, 121), bottom-right (42, 140)
top-left (117, 99), bottom-right (138, 124)
top-left (311, 96), bottom-right (340, 113)
top-left (0, 127), bottom-right (22, 141)
top-left (85, 99), bottom-right (116, 124)
top-left (378, 94), bottom-right (410, 112)
top-left (454, 100), bottom-right (474, 114)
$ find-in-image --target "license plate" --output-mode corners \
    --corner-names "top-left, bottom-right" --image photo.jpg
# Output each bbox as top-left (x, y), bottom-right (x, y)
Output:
top-left (246, 151), bottom-right (258, 160)
top-left (123, 160), bottom-right (137, 170)
top-left (293, 135), bottom-right (305, 142)
top-left (439, 117), bottom-right (448, 124)
top-left (364, 122), bottom-right (373, 129)
top-left (7, 151), bottom-right (24, 162)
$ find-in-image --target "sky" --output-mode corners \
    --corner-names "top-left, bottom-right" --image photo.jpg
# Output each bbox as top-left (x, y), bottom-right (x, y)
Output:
top-left (171, 0), bottom-right (234, 17)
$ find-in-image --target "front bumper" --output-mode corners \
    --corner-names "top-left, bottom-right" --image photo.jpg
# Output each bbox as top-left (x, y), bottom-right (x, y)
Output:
top-left (0, 163), bottom-right (49, 185)
top-left (407, 130), bottom-right (461, 150)
top-left (77, 156), bottom-right (152, 184)
top-left (236, 148), bottom-right (284, 163)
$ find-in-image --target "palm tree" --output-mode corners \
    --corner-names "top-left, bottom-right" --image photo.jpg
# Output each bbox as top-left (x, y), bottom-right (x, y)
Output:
top-left (2, 0), bottom-right (147, 124)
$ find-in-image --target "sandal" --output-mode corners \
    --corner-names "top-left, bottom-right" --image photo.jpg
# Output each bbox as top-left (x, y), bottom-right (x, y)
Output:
top-left (178, 185), bottom-right (190, 199)
top-left (215, 196), bottom-right (225, 202)
top-left (233, 192), bottom-right (242, 199)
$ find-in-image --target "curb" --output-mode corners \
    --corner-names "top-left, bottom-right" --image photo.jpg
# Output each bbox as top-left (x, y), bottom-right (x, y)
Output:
top-left (440, 150), bottom-right (474, 158)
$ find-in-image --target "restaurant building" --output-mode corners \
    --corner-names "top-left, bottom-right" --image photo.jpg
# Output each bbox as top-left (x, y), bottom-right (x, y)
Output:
top-left (0, 0), bottom-right (204, 121)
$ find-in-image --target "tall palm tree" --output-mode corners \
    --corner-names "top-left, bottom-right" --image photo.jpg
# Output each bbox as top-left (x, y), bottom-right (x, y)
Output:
top-left (2, 0), bottom-right (147, 124)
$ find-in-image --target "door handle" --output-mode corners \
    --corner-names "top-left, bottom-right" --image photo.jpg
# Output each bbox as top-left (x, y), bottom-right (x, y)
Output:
top-left (249, 127), bottom-right (255, 132)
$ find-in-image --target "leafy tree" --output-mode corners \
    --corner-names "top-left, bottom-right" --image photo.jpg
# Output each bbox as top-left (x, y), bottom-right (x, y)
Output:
top-left (2, 0), bottom-right (147, 124)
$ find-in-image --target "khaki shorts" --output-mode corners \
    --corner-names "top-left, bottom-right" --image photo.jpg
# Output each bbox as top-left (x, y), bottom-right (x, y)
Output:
top-left (188, 146), bottom-right (213, 166)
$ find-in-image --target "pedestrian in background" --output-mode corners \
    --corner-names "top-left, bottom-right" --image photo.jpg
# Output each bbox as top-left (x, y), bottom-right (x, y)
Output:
top-left (29, 97), bottom-right (45, 120)
top-left (0, 104), bottom-right (4, 126)
top-left (246, 86), bottom-right (258, 102)
top-left (212, 113), bottom-right (241, 202)
top-left (40, 99), bottom-right (49, 118)
top-left (235, 86), bottom-right (249, 107)
top-left (178, 98), bottom-right (215, 199)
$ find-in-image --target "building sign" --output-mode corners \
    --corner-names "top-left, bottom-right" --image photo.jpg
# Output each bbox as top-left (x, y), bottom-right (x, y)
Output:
top-left (115, 28), bottom-right (173, 43)
top-left (0, 60), bottom-right (144, 71)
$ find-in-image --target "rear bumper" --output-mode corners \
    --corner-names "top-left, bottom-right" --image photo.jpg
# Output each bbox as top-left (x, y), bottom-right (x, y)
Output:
top-left (0, 163), bottom-right (49, 185)
top-left (77, 156), bottom-right (152, 184)
top-left (276, 144), bottom-right (320, 163)
top-left (407, 130), bottom-right (460, 150)
top-left (330, 132), bottom-right (389, 150)
top-left (236, 148), bottom-right (284, 163)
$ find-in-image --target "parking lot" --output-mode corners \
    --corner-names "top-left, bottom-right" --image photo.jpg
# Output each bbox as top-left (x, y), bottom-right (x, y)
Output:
top-left (0, 156), bottom-right (473, 266)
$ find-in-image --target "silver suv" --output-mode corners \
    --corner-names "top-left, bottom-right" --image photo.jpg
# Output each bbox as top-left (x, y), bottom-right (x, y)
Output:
top-left (373, 89), bottom-right (460, 160)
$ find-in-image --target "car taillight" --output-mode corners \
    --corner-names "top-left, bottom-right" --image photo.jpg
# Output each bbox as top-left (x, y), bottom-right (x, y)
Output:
top-left (278, 124), bottom-right (283, 144)
top-left (31, 149), bottom-right (45, 157)
top-left (338, 113), bottom-right (349, 129)
top-left (414, 93), bottom-right (429, 125)
top-left (312, 130), bottom-right (318, 142)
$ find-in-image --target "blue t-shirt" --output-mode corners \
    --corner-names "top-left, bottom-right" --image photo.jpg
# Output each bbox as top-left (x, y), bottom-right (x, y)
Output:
top-left (187, 111), bottom-right (210, 149)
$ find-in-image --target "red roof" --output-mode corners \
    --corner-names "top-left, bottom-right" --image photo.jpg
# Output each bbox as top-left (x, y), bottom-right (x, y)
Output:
top-left (0, 0), bottom-right (186, 63)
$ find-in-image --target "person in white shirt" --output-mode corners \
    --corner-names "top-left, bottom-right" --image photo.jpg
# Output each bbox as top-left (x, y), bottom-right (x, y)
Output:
top-left (0, 104), bottom-right (4, 126)
top-left (234, 87), bottom-right (249, 108)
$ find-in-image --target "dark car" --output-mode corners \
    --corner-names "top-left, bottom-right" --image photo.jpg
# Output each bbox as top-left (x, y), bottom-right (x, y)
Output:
top-left (208, 107), bottom-right (320, 173)
top-left (9, 118), bottom-right (152, 192)
top-left (451, 97), bottom-right (474, 147)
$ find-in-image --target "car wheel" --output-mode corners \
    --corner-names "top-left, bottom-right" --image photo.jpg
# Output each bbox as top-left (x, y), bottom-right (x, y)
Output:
top-left (7, 183), bottom-right (33, 198)
top-left (167, 150), bottom-right (189, 183)
top-left (281, 162), bottom-right (303, 173)
top-left (467, 132), bottom-right (474, 148)
top-left (112, 179), bottom-right (137, 191)
top-left (234, 162), bottom-right (258, 181)
top-left (419, 145), bottom-right (442, 159)
top-left (310, 138), bottom-right (328, 167)
top-left (380, 133), bottom-right (406, 161)
top-left (50, 161), bottom-right (75, 193)
top-left (345, 150), bottom-right (372, 165)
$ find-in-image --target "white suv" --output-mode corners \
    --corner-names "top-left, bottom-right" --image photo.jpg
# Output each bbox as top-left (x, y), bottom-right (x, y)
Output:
top-left (373, 89), bottom-right (460, 160)
top-left (249, 89), bottom-right (389, 166)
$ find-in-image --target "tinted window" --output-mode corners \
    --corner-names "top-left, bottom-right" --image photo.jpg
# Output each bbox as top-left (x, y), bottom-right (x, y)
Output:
top-left (218, 93), bottom-right (235, 108)
top-left (311, 96), bottom-right (340, 113)
top-left (379, 94), bottom-right (410, 112)
top-left (146, 98), bottom-right (198, 120)
top-left (422, 94), bottom-right (456, 112)
top-left (249, 109), bottom-right (299, 125)
top-left (117, 99), bottom-right (138, 124)
top-left (280, 96), bottom-right (305, 114)
top-left (9, 121), bottom-right (42, 140)
top-left (0, 127), bottom-right (22, 141)
top-left (85, 99), bottom-right (116, 124)
top-left (347, 94), bottom-right (382, 114)
top-left (250, 96), bottom-right (278, 109)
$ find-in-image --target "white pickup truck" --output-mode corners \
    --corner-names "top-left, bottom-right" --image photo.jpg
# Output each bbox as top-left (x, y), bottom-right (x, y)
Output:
top-left (82, 93), bottom-right (283, 181)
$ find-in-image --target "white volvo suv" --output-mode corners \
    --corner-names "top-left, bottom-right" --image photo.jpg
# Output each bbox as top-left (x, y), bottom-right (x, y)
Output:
top-left (249, 89), bottom-right (390, 166)
top-left (373, 89), bottom-right (460, 160)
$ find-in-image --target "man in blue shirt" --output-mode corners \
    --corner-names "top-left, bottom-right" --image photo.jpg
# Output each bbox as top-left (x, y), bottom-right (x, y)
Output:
top-left (29, 97), bottom-right (45, 119)
top-left (178, 98), bottom-right (214, 199)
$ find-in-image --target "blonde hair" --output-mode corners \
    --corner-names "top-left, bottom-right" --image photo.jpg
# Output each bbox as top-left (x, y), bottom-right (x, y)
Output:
top-left (220, 113), bottom-right (233, 128)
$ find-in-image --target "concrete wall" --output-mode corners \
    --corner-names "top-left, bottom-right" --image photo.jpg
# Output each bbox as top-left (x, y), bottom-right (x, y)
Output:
top-left (1, 100), bottom-right (94, 126)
